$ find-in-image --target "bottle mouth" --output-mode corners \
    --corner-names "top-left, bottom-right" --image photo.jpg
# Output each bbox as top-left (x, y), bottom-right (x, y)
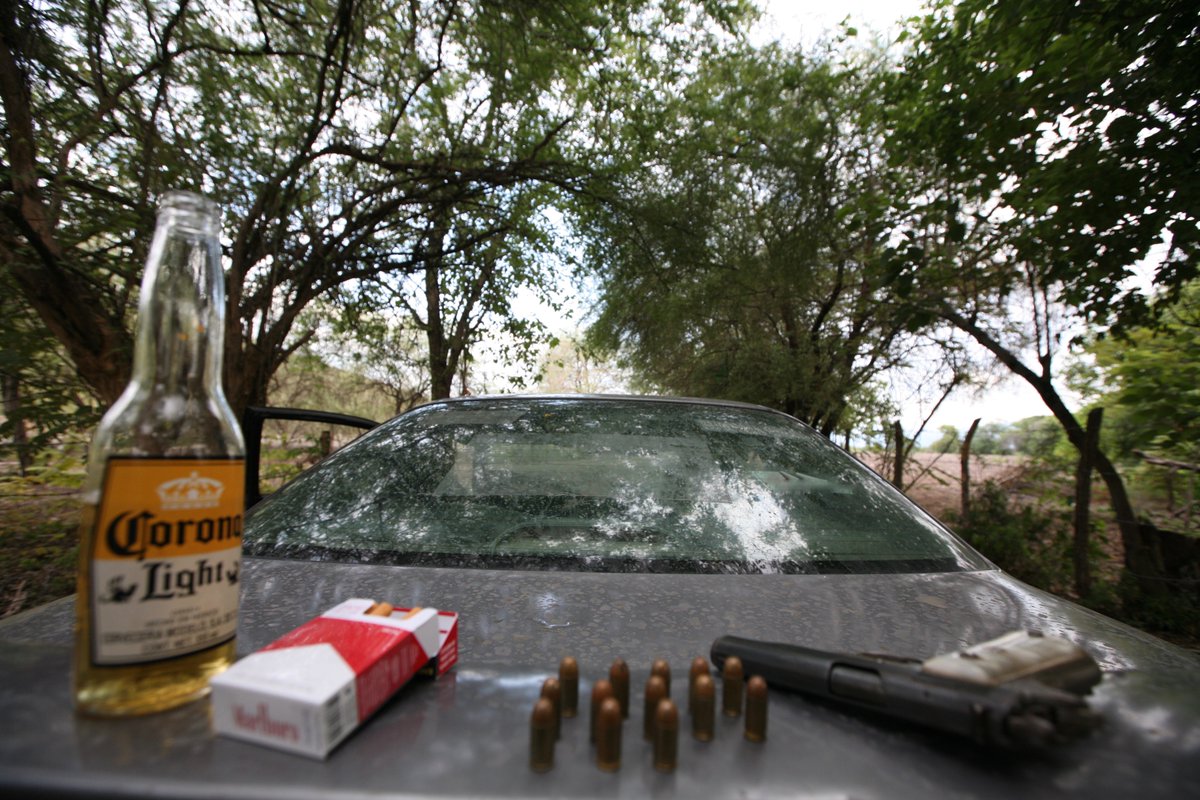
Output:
top-left (158, 190), bottom-right (221, 233)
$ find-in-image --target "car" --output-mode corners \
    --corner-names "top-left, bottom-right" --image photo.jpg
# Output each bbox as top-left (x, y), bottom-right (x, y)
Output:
top-left (1, 394), bottom-right (1197, 798)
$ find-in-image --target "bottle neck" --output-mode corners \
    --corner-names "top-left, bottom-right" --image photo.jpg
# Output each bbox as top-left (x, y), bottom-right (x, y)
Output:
top-left (129, 193), bottom-right (226, 398)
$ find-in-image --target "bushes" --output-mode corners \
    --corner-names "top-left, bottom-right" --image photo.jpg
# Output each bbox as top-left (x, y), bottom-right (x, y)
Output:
top-left (947, 479), bottom-right (1072, 593)
top-left (950, 479), bottom-right (1200, 644)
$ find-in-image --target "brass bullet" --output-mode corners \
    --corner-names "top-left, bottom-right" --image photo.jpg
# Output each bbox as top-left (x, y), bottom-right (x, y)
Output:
top-left (591, 678), bottom-right (614, 744)
top-left (596, 697), bottom-right (623, 772)
top-left (654, 698), bottom-right (679, 773)
top-left (745, 675), bottom-right (768, 742)
top-left (530, 697), bottom-right (556, 772)
top-left (691, 673), bottom-right (715, 742)
top-left (651, 658), bottom-right (671, 697)
top-left (643, 674), bottom-right (667, 740)
top-left (688, 656), bottom-right (709, 714)
top-left (609, 657), bottom-right (630, 719)
top-left (540, 677), bottom-right (562, 740)
top-left (559, 657), bottom-right (579, 718)
top-left (722, 655), bottom-right (744, 717)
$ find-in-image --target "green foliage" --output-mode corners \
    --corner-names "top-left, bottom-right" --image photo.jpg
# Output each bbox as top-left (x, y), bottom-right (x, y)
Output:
top-left (960, 417), bottom-right (1066, 459)
top-left (536, 336), bottom-right (629, 394)
top-left (924, 424), bottom-right (961, 454)
top-left (0, 281), bottom-right (101, 468)
top-left (1085, 283), bottom-right (1200, 464)
top-left (267, 349), bottom-right (394, 422)
top-left (884, 5), bottom-right (1199, 596)
top-left (3, 0), bottom-right (754, 419)
top-left (0, 480), bottom-right (78, 618)
top-left (891, 0), bottom-right (1199, 331)
top-left (948, 480), bottom-right (1072, 593)
top-left (1110, 570), bottom-right (1200, 641)
top-left (578, 42), bottom-right (918, 433)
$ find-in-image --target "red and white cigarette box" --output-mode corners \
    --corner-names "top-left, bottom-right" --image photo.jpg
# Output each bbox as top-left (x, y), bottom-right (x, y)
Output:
top-left (407, 606), bottom-right (459, 679)
top-left (210, 599), bottom-right (458, 758)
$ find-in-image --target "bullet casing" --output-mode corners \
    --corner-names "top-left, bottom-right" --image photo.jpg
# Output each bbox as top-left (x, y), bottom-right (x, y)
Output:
top-left (591, 679), bottom-right (614, 744)
top-left (530, 698), bottom-right (556, 772)
top-left (745, 675), bottom-right (768, 742)
top-left (559, 657), bottom-right (579, 718)
top-left (723, 655), bottom-right (744, 717)
top-left (692, 673), bottom-right (716, 742)
top-left (688, 656), bottom-right (709, 714)
top-left (540, 677), bottom-right (562, 740)
top-left (651, 658), bottom-right (671, 697)
top-left (596, 697), bottom-right (622, 772)
top-left (610, 658), bottom-right (630, 719)
top-left (644, 675), bottom-right (667, 740)
top-left (654, 699), bottom-right (679, 772)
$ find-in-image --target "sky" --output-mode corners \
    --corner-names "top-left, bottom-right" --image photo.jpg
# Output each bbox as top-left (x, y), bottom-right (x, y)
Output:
top-left (506, 0), bottom-right (1066, 437)
top-left (752, 0), bottom-right (925, 47)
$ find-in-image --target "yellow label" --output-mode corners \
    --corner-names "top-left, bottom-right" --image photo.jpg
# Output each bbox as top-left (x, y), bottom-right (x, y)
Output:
top-left (89, 457), bottom-right (244, 665)
top-left (95, 458), bottom-right (244, 561)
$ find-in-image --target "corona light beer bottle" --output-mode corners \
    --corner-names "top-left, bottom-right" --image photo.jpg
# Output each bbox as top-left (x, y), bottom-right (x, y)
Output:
top-left (74, 191), bottom-right (245, 715)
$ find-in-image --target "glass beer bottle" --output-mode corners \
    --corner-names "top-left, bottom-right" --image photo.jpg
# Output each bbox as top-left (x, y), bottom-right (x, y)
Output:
top-left (74, 191), bottom-right (245, 715)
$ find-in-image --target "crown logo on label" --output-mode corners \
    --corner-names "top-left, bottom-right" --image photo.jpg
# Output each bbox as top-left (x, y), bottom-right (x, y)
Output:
top-left (158, 472), bottom-right (224, 510)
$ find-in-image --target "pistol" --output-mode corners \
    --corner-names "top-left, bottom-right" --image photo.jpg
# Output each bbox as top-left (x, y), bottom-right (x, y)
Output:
top-left (711, 630), bottom-right (1103, 749)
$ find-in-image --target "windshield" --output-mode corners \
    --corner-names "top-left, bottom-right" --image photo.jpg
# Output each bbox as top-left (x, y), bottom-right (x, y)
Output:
top-left (244, 397), bottom-right (988, 574)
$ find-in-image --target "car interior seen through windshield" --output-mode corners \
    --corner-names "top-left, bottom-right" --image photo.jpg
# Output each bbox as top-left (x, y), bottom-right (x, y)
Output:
top-left (244, 398), bottom-right (988, 574)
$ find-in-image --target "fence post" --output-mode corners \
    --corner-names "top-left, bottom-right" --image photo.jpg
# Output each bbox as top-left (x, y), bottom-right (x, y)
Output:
top-left (892, 420), bottom-right (905, 489)
top-left (960, 418), bottom-right (981, 519)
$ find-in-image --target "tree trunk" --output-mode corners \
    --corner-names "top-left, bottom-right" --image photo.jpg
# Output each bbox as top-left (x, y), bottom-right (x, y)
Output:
top-left (1074, 408), bottom-right (1102, 599)
top-left (426, 257), bottom-right (453, 399)
top-left (892, 419), bottom-right (905, 489)
top-left (0, 29), bottom-right (134, 405)
top-left (940, 306), bottom-right (1166, 594)
top-left (1, 372), bottom-right (30, 476)
top-left (960, 417), bottom-right (981, 518)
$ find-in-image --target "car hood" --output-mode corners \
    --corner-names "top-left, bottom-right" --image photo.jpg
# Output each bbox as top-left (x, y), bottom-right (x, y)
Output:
top-left (1, 557), bottom-right (1197, 798)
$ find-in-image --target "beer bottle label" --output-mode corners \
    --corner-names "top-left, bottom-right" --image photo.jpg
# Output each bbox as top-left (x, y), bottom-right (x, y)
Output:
top-left (89, 457), bottom-right (244, 665)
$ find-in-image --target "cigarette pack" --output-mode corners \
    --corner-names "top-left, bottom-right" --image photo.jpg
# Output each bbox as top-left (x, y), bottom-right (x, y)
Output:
top-left (210, 599), bottom-right (458, 758)
top-left (406, 606), bottom-right (460, 678)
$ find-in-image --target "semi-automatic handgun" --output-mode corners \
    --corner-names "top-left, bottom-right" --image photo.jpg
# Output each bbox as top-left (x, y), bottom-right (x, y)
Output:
top-left (711, 630), bottom-right (1103, 749)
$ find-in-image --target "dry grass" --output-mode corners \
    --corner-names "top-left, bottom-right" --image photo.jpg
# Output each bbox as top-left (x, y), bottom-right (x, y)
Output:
top-left (0, 480), bottom-right (79, 618)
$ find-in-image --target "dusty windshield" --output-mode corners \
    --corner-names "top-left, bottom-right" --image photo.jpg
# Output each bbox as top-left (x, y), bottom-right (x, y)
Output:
top-left (244, 397), bottom-right (987, 574)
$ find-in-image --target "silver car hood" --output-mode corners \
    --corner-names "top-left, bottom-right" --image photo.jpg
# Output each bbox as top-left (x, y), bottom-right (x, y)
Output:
top-left (1, 557), bottom-right (1197, 798)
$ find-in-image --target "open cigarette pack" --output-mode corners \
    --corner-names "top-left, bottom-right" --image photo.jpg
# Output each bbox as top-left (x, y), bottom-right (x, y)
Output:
top-left (211, 598), bottom-right (459, 758)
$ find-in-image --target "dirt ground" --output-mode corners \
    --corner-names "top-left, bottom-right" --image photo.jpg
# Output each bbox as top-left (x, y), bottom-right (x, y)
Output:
top-left (0, 481), bottom-right (79, 618)
top-left (858, 451), bottom-right (1034, 522)
top-left (880, 452), bottom-right (1141, 598)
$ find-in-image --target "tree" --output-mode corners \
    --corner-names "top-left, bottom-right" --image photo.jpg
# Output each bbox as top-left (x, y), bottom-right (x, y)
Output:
top-left (893, 0), bottom-right (1198, 327)
top-left (1085, 281), bottom-right (1200, 464)
top-left (926, 424), bottom-right (961, 454)
top-left (888, 0), bottom-right (1200, 587)
top-left (579, 42), bottom-right (920, 434)
top-left (1, 0), bottom-right (438, 411)
top-left (324, 305), bottom-right (431, 415)
top-left (3, 0), bottom-right (750, 419)
top-left (537, 336), bottom-right (630, 394)
top-left (0, 283), bottom-right (99, 471)
top-left (320, 0), bottom-right (753, 401)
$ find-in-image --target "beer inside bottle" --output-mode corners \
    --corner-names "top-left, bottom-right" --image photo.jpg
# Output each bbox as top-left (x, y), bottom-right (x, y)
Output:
top-left (74, 191), bottom-right (245, 715)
